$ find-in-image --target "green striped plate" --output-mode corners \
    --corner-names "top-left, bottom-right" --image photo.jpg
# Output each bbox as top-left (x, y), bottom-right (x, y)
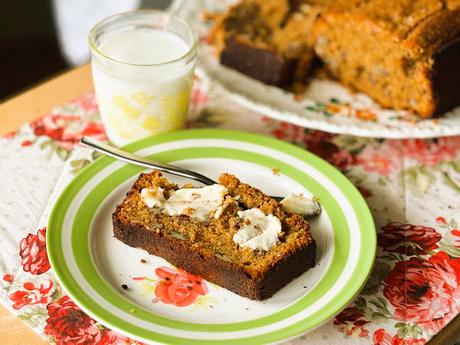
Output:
top-left (47, 129), bottom-right (375, 345)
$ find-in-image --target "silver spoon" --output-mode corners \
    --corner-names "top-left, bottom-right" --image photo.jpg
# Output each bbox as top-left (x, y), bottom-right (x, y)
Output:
top-left (80, 136), bottom-right (217, 186)
top-left (80, 137), bottom-right (322, 215)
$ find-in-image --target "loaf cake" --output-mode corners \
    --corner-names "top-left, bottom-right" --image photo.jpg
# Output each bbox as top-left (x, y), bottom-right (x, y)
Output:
top-left (312, 0), bottom-right (460, 118)
top-left (208, 0), bottom-right (460, 117)
top-left (113, 170), bottom-right (316, 300)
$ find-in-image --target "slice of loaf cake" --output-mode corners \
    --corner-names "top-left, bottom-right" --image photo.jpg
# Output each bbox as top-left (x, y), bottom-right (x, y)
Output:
top-left (113, 171), bottom-right (316, 300)
top-left (312, 0), bottom-right (460, 117)
top-left (207, 0), bottom-right (321, 86)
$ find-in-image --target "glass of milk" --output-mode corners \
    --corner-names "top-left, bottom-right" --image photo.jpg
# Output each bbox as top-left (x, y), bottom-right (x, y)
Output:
top-left (89, 10), bottom-right (197, 146)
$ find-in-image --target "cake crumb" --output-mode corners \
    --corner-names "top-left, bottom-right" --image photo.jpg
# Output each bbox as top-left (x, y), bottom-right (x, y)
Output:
top-left (184, 207), bottom-right (196, 216)
top-left (140, 259), bottom-right (147, 263)
top-left (271, 168), bottom-right (280, 175)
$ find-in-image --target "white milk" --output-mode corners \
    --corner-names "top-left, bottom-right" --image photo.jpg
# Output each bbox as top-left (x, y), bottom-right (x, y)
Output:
top-left (91, 28), bottom-right (195, 146)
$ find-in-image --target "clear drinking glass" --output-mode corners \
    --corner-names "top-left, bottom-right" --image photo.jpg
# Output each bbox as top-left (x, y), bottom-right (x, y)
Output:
top-left (89, 10), bottom-right (197, 146)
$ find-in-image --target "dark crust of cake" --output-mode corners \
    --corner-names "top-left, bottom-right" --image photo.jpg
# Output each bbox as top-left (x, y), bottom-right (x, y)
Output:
top-left (113, 215), bottom-right (316, 300)
top-left (112, 171), bottom-right (317, 300)
top-left (220, 37), bottom-right (298, 86)
top-left (431, 38), bottom-right (460, 116)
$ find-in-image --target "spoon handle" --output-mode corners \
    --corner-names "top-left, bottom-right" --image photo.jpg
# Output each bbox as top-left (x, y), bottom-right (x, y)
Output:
top-left (80, 137), bottom-right (217, 186)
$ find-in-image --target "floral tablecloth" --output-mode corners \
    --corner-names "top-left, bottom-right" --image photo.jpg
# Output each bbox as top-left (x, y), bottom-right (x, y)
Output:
top-left (1, 78), bottom-right (460, 345)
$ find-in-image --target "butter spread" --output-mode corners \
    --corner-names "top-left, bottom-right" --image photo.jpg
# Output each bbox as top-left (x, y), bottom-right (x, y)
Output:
top-left (214, 205), bottom-right (225, 219)
top-left (233, 208), bottom-right (282, 251)
top-left (163, 184), bottom-right (228, 222)
top-left (280, 193), bottom-right (321, 216)
top-left (140, 187), bottom-right (166, 208)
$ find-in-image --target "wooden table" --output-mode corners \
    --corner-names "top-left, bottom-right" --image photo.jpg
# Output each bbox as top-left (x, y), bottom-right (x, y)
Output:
top-left (0, 64), bottom-right (93, 345)
top-left (0, 64), bottom-right (459, 345)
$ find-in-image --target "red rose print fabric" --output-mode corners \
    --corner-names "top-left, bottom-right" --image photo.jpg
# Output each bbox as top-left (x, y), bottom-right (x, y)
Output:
top-left (451, 229), bottom-right (460, 249)
top-left (333, 307), bottom-right (369, 337)
top-left (402, 137), bottom-right (460, 166)
top-left (378, 223), bottom-right (442, 255)
top-left (383, 251), bottom-right (460, 333)
top-left (3, 274), bottom-right (14, 283)
top-left (355, 142), bottom-right (402, 176)
top-left (30, 113), bottom-right (107, 151)
top-left (9, 280), bottom-right (54, 309)
top-left (19, 228), bottom-right (50, 275)
top-left (373, 328), bottom-right (426, 345)
top-left (333, 218), bottom-right (460, 344)
top-left (44, 296), bottom-right (118, 345)
top-left (303, 130), bottom-right (354, 170)
top-left (72, 93), bottom-right (99, 114)
top-left (14, 227), bottom-right (145, 344)
top-left (9, 93), bottom-right (106, 153)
